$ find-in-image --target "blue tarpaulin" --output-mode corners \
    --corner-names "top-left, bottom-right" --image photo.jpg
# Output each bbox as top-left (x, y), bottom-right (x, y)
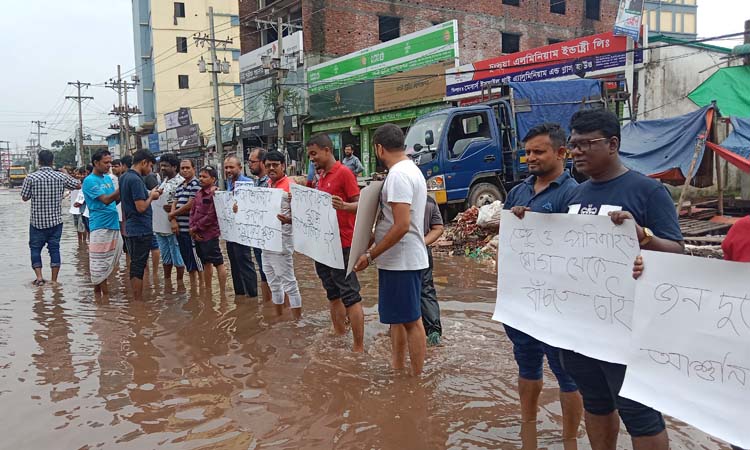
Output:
top-left (511, 79), bottom-right (603, 142)
top-left (722, 116), bottom-right (750, 159)
top-left (620, 106), bottom-right (712, 178)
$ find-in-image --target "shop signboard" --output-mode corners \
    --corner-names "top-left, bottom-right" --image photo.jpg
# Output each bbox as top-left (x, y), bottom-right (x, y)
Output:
top-left (446, 31), bottom-right (643, 100)
top-left (240, 31), bottom-right (304, 84)
top-left (373, 61), bottom-right (452, 111)
top-left (175, 124), bottom-right (200, 149)
top-left (307, 20), bottom-right (459, 94)
top-left (614, 0), bottom-right (644, 42)
top-left (309, 82), bottom-right (375, 120)
top-left (164, 108), bottom-right (192, 130)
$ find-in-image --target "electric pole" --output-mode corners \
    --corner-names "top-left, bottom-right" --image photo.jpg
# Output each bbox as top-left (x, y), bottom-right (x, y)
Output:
top-left (66, 81), bottom-right (93, 166)
top-left (105, 66), bottom-right (140, 156)
top-left (276, 16), bottom-right (286, 160)
top-left (31, 120), bottom-right (47, 154)
top-left (195, 6), bottom-right (232, 189)
top-left (0, 140), bottom-right (10, 181)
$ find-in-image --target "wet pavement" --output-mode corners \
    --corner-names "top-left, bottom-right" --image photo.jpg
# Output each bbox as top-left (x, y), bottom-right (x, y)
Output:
top-left (0, 188), bottom-right (732, 449)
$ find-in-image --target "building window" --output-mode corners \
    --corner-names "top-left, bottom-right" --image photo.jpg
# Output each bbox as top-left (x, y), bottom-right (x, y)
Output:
top-left (178, 75), bottom-right (189, 89)
top-left (550, 0), bottom-right (566, 14)
top-left (230, 15), bottom-right (240, 26)
top-left (585, 0), bottom-right (600, 20)
top-left (378, 16), bottom-right (401, 42)
top-left (548, 38), bottom-right (564, 45)
top-left (232, 50), bottom-right (241, 61)
top-left (176, 37), bottom-right (188, 53)
top-left (234, 85), bottom-right (242, 97)
top-left (174, 2), bottom-right (185, 18)
top-left (503, 0), bottom-right (520, 5)
top-left (262, 26), bottom-right (278, 46)
top-left (501, 33), bottom-right (521, 54)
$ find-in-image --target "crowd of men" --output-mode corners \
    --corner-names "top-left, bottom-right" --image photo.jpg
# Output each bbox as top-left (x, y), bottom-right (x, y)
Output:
top-left (18, 114), bottom-right (749, 450)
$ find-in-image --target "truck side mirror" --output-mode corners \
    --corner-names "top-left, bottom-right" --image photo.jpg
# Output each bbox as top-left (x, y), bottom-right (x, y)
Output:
top-left (425, 130), bottom-right (434, 147)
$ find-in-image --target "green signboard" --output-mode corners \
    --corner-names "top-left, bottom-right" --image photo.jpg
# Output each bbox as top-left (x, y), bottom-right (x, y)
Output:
top-left (309, 82), bottom-right (375, 120)
top-left (306, 20), bottom-right (458, 94)
top-left (359, 103), bottom-right (448, 126)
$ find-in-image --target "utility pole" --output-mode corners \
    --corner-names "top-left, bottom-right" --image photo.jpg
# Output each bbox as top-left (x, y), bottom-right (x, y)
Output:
top-left (0, 140), bottom-right (10, 181)
top-left (66, 81), bottom-right (93, 166)
top-left (31, 120), bottom-right (47, 154)
top-left (276, 16), bottom-right (285, 160)
top-left (105, 66), bottom-right (140, 156)
top-left (195, 6), bottom-right (232, 188)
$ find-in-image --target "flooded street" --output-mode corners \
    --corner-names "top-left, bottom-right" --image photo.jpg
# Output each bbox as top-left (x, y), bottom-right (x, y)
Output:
top-left (0, 188), bottom-right (731, 450)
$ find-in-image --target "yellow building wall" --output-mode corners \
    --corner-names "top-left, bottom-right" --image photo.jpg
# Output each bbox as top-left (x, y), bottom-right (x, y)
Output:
top-left (150, 0), bottom-right (242, 140)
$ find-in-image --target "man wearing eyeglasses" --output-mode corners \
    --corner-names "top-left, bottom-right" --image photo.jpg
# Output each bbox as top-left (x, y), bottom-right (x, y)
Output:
top-left (562, 109), bottom-right (684, 450)
top-left (247, 147), bottom-right (271, 302)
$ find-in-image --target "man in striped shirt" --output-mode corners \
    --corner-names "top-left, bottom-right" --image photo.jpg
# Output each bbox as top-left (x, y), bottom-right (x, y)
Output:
top-left (168, 159), bottom-right (203, 288)
top-left (21, 149), bottom-right (80, 286)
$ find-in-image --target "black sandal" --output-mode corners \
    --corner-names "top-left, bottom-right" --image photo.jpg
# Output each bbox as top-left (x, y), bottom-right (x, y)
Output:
top-left (32, 279), bottom-right (46, 287)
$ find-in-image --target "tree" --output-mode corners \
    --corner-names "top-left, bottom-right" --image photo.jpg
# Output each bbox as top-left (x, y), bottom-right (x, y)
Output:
top-left (51, 140), bottom-right (66, 149)
top-left (54, 139), bottom-right (78, 168)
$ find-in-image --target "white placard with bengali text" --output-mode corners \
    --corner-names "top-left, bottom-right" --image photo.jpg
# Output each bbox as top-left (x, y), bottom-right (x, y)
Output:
top-left (346, 181), bottom-right (383, 276)
top-left (290, 184), bottom-right (344, 269)
top-left (232, 185), bottom-right (283, 252)
top-left (621, 250), bottom-right (750, 448)
top-left (213, 191), bottom-right (240, 244)
top-left (493, 210), bottom-right (639, 363)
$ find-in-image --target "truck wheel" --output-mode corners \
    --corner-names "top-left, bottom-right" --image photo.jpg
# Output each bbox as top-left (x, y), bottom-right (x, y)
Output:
top-left (468, 183), bottom-right (504, 208)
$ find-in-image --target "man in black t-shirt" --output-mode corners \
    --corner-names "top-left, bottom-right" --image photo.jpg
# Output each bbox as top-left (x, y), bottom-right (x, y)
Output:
top-left (563, 109), bottom-right (684, 450)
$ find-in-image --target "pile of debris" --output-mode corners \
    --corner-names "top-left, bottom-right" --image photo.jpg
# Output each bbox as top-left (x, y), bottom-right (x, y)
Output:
top-left (437, 202), bottom-right (502, 258)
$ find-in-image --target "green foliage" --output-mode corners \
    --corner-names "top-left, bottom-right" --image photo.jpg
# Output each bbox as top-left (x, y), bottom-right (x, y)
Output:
top-left (53, 139), bottom-right (78, 168)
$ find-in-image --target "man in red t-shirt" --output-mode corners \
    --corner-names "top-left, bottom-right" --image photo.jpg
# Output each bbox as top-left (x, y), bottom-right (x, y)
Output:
top-left (306, 133), bottom-right (365, 352)
top-left (722, 215), bottom-right (750, 263)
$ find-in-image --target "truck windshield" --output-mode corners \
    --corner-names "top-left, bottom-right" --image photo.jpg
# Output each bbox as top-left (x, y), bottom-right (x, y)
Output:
top-left (10, 168), bottom-right (26, 176)
top-left (405, 114), bottom-right (447, 155)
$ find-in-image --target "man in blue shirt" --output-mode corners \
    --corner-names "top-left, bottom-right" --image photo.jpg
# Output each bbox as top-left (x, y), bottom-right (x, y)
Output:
top-left (563, 109), bottom-right (683, 450)
top-left (223, 155), bottom-right (261, 298)
top-left (505, 123), bottom-right (583, 450)
top-left (120, 149), bottom-right (160, 301)
top-left (82, 149), bottom-right (121, 296)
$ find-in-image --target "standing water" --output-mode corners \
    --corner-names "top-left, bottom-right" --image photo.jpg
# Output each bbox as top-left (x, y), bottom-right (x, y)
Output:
top-left (0, 188), bottom-right (731, 449)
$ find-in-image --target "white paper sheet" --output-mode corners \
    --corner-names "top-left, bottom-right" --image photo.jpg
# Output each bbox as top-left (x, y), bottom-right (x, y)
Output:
top-left (493, 210), bottom-right (639, 363)
top-left (620, 250), bottom-right (750, 448)
top-left (290, 184), bottom-right (344, 269)
top-left (213, 191), bottom-right (240, 244)
top-left (346, 181), bottom-right (383, 276)
top-left (233, 185), bottom-right (283, 252)
top-left (69, 190), bottom-right (83, 215)
top-left (151, 195), bottom-right (172, 234)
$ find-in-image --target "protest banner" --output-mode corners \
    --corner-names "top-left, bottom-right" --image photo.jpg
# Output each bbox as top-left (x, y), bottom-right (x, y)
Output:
top-left (290, 184), bottom-right (344, 269)
top-left (493, 210), bottom-right (639, 363)
top-left (620, 250), bottom-right (750, 448)
top-left (213, 191), bottom-right (240, 244)
top-left (346, 181), bottom-right (383, 276)
top-left (233, 185), bottom-right (283, 252)
top-left (151, 195), bottom-right (172, 234)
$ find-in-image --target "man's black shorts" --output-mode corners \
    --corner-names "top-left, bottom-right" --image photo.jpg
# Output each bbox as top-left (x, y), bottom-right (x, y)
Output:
top-left (314, 247), bottom-right (361, 308)
top-left (195, 238), bottom-right (224, 266)
top-left (125, 234), bottom-right (151, 279)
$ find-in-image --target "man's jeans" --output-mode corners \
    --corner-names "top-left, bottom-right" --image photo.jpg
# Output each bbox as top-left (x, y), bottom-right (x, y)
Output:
top-left (29, 223), bottom-right (63, 269)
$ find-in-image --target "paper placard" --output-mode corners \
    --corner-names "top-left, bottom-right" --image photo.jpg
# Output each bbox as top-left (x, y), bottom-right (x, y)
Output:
top-left (69, 190), bottom-right (83, 215)
top-left (621, 250), bottom-right (750, 448)
top-left (233, 185), bottom-right (283, 252)
top-left (290, 184), bottom-right (344, 269)
top-left (346, 181), bottom-right (383, 276)
top-left (151, 195), bottom-right (172, 234)
top-left (213, 191), bottom-right (240, 244)
top-left (493, 210), bottom-right (639, 363)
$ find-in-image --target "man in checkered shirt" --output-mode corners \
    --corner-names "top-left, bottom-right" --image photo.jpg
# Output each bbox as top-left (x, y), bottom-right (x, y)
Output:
top-left (21, 150), bottom-right (80, 286)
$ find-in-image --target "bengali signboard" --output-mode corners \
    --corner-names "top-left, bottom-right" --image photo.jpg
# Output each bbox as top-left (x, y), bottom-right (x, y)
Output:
top-left (164, 108), bottom-right (192, 130)
top-left (175, 124), bottom-right (200, 149)
top-left (373, 61), bottom-right (451, 112)
top-left (614, 0), bottom-right (644, 42)
top-left (306, 20), bottom-right (459, 95)
top-left (239, 31), bottom-right (304, 84)
top-left (309, 82), bottom-right (375, 120)
top-left (446, 31), bottom-right (643, 100)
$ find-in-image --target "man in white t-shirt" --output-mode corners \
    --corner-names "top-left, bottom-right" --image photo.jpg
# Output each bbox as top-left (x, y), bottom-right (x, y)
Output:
top-left (354, 123), bottom-right (429, 375)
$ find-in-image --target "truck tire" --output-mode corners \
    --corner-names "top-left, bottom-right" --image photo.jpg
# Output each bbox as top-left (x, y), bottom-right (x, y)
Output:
top-left (468, 182), bottom-right (504, 208)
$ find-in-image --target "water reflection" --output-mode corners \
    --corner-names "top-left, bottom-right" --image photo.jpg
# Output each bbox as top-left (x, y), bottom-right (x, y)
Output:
top-left (0, 189), bottom-right (733, 449)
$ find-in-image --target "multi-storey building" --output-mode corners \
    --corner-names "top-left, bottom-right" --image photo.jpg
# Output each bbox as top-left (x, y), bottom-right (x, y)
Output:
top-left (643, 0), bottom-right (697, 39)
top-left (132, 0), bottom-right (244, 151)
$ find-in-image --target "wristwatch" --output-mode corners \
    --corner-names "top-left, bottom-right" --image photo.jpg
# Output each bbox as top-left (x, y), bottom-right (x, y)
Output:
top-left (366, 251), bottom-right (374, 266)
top-left (639, 227), bottom-right (654, 246)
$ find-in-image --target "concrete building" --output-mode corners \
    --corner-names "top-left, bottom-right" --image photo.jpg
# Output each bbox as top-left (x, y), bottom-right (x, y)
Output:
top-left (132, 0), bottom-right (244, 148)
top-left (642, 0), bottom-right (697, 39)
top-left (240, 0), bottom-right (620, 66)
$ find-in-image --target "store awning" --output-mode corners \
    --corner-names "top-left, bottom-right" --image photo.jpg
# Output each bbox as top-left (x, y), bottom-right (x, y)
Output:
top-left (688, 66), bottom-right (750, 118)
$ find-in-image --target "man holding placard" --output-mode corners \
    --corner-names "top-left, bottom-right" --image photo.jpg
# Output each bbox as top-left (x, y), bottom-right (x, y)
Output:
top-left (306, 133), bottom-right (365, 353)
top-left (506, 123), bottom-right (583, 450)
top-left (563, 109), bottom-right (684, 450)
top-left (353, 124), bottom-right (428, 375)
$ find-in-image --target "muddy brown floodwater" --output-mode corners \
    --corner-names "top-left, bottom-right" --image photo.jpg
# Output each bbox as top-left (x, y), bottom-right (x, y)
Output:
top-left (0, 188), bottom-right (732, 449)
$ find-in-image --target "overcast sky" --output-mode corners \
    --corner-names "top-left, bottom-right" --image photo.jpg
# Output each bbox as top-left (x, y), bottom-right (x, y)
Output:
top-left (0, 0), bottom-right (748, 152)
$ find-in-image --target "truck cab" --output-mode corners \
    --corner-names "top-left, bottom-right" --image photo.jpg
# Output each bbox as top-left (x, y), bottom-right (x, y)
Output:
top-left (9, 166), bottom-right (27, 188)
top-left (404, 79), bottom-right (607, 211)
